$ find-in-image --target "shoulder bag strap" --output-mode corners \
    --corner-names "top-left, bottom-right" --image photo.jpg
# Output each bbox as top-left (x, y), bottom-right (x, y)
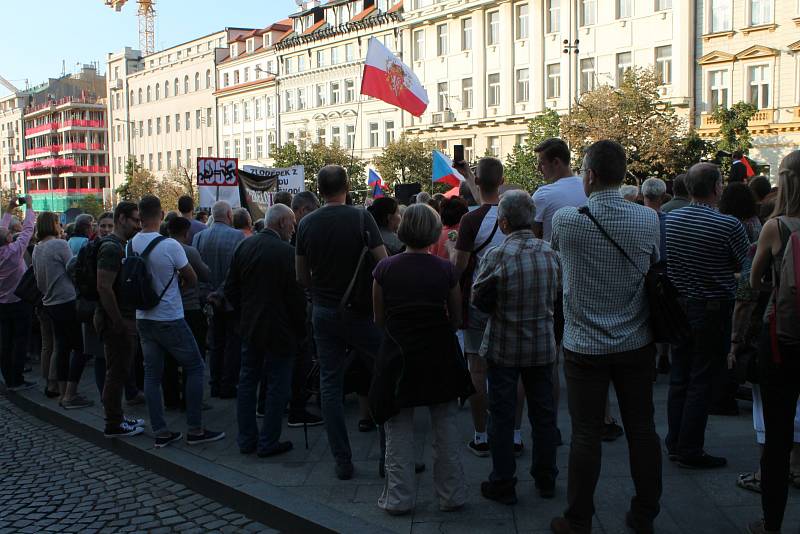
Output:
top-left (339, 209), bottom-right (370, 314)
top-left (473, 218), bottom-right (500, 256)
top-left (578, 206), bottom-right (645, 277)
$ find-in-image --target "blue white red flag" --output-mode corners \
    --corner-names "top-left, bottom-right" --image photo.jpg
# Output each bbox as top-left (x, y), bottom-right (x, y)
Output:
top-left (432, 150), bottom-right (464, 188)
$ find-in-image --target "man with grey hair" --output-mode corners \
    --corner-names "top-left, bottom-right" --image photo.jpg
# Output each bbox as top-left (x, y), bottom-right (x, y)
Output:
top-left (472, 190), bottom-right (562, 504)
top-left (224, 203), bottom-right (305, 457)
top-left (193, 200), bottom-right (245, 398)
top-left (232, 208), bottom-right (253, 238)
top-left (620, 184), bottom-right (639, 202)
top-left (642, 177), bottom-right (668, 264)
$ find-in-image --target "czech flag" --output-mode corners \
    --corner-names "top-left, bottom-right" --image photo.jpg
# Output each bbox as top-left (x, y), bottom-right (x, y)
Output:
top-left (368, 168), bottom-right (383, 187)
top-left (432, 150), bottom-right (465, 188)
top-left (361, 37), bottom-right (429, 117)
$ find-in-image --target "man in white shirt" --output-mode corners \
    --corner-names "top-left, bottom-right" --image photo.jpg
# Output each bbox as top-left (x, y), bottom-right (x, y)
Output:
top-left (532, 138), bottom-right (587, 242)
top-left (132, 195), bottom-right (225, 449)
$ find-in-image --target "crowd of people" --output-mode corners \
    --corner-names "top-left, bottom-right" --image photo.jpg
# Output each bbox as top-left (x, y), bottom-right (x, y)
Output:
top-left (1, 140), bottom-right (799, 534)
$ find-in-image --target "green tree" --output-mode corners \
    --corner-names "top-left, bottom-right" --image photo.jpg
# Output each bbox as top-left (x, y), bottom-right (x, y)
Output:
top-left (712, 101), bottom-right (758, 155)
top-left (115, 159), bottom-right (158, 202)
top-left (271, 142), bottom-right (366, 195)
top-left (0, 188), bottom-right (23, 219)
top-left (673, 129), bottom-right (714, 176)
top-left (561, 68), bottom-right (686, 181)
top-left (504, 109), bottom-right (561, 193)
top-left (114, 160), bottom-right (196, 211)
top-left (373, 135), bottom-right (441, 194)
top-left (70, 195), bottom-right (105, 218)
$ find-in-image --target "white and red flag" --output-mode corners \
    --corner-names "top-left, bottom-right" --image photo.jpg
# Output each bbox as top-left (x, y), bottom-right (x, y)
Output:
top-left (361, 37), bottom-right (429, 117)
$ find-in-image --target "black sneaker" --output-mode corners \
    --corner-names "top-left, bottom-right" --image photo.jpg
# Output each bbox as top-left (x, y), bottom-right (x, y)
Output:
top-left (678, 452), bottom-right (727, 470)
top-left (287, 411), bottom-right (324, 427)
top-left (602, 421), bottom-right (624, 442)
top-left (9, 381), bottom-right (36, 392)
top-left (186, 429), bottom-right (225, 446)
top-left (467, 440), bottom-right (490, 457)
top-left (105, 422), bottom-right (144, 438)
top-left (480, 479), bottom-right (517, 505)
top-left (257, 441), bottom-right (293, 457)
top-left (154, 431), bottom-right (183, 449)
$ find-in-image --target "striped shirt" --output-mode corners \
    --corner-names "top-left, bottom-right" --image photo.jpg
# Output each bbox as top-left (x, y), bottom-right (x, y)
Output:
top-left (665, 203), bottom-right (749, 300)
top-left (472, 230), bottom-right (561, 367)
top-left (551, 190), bottom-right (660, 355)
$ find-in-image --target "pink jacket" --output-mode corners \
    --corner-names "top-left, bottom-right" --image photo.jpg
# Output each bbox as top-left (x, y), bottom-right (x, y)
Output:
top-left (0, 209), bottom-right (35, 304)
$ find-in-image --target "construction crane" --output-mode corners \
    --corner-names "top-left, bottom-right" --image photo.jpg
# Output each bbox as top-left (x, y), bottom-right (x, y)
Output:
top-left (0, 76), bottom-right (20, 94)
top-left (105, 0), bottom-right (156, 56)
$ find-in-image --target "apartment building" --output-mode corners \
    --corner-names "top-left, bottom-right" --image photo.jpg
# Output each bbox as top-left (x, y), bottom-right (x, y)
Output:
top-left (216, 21), bottom-right (291, 166)
top-left (106, 29), bottom-right (253, 189)
top-left (402, 0), bottom-right (693, 159)
top-left (0, 92), bottom-right (28, 191)
top-left (271, 0), bottom-right (405, 160)
top-left (695, 0), bottom-right (800, 169)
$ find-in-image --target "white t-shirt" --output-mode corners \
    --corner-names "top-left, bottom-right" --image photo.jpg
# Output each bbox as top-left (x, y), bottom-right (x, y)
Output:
top-left (532, 176), bottom-right (587, 242)
top-left (130, 232), bottom-right (188, 322)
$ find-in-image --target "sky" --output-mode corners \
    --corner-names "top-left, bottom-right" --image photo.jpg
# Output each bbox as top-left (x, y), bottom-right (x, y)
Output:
top-left (1, 0), bottom-right (298, 97)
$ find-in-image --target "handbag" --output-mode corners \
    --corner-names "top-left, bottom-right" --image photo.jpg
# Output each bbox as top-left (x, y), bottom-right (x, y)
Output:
top-left (14, 265), bottom-right (43, 307)
top-left (578, 206), bottom-right (691, 345)
top-left (338, 209), bottom-right (377, 317)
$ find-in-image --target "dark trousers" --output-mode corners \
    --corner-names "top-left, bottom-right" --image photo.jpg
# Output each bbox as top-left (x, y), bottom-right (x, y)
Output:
top-left (94, 356), bottom-right (139, 400)
top-left (98, 318), bottom-right (137, 429)
top-left (759, 330), bottom-right (800, 531)
top-left (666, 298), bottom-right (733, 458)
top-left (45, 301), bottom-right (86, 384)
top-left (209, 310), bottom-right (241, 396)
top-left (563, 345), bottom-right (662, 533)
top-left (0, 300), bottom-right (32, 387)
top-left (185, 309), bottom-right (207, 360)
top-left (487, 361), bottom-right (558, 486)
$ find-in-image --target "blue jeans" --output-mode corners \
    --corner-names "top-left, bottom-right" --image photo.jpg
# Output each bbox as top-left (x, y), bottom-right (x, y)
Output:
top-left (487, 362), bottom-right (559, 486)
top-left (137, 318), bottom-right (205, 434)
top-left (237, 342), bottom-right (293, 453)
top-left (666, 298), bottom-right (733, 458)
top-left (312, 305), bottom-right (382, 465)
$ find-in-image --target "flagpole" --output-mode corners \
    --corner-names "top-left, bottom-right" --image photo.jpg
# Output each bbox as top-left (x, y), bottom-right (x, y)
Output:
top-left (350, 95), bottom-right (363, 172)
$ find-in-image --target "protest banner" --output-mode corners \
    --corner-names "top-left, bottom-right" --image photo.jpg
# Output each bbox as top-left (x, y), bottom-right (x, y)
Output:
top-left (197, 157), bottom-right (240, 208)
top-left (239, 165), bottom-right (305, 221)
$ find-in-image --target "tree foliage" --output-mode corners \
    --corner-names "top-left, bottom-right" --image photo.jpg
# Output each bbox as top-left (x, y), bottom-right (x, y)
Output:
top-left (271, 142), bottom-right (366, 194)
top-left (0, 188), bottom-right (23, 219)
top-left (373, 135), bottom-right (442, 194)
top-left (711, 101), bottom-right (758, 155)
top-left (115, 160), bottom-right (196, 212)
top-left (70, 195), bottom-right (106, 218)
top-left (561, 68), bottom-right (687, 181)
top-left (504, 109), bottom-right (561, 193)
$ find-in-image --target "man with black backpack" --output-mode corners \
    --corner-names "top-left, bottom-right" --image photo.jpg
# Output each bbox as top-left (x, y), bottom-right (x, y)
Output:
top-left (95, 201), bottom-right (145, 438)
top-left (131, 195), bottom-right (225, 449)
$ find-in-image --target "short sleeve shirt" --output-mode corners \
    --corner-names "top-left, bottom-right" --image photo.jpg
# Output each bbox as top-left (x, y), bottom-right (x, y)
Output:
top-left (96, 234), bottom-right (135, 319)
top-left (295, 205), bottom-right (384, 307)
top-left (373, 253), bottom-right (456, 310)
top-left (455, 204), bottom-right (504, 282)
top-left (532, 176), bottom-right (587, 242)
top-left (130, 232), bottom-right (189, 321)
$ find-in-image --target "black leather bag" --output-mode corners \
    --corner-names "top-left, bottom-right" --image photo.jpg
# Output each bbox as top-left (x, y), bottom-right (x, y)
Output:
top-left (579, 207), bottom-right (691, 345)
top-left (338, 210), bottom-right (377, 317)
top-left (14, 266), bottom-right (43, 307)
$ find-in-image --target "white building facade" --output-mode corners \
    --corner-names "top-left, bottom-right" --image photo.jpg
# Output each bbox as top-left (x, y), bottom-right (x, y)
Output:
top-left (0, 93), bottom-right (28, 191)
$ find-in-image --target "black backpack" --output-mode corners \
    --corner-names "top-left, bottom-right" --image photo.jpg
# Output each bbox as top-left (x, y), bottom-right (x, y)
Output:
top-left (120, 235), bottom-right (175, 311)
top-left (72, 237), bottom-right (112, 301)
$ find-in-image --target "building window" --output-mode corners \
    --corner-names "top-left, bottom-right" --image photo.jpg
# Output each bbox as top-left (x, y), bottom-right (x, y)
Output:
top-left (166, 151), bottom-right (172, 169)
top-left (580, 0), bottom-right (596, 26)
top-left (234, 71), bottom-right (240, 85)
top-left (256, 136), bottom-right (264, 158)
top-left (616, 52), bottom-right (632, 87)
top-left (206, 69), bottom-right (212, 89)
top-left (185, 112), bottom-right (190, 130)
top-left (139, 120), bottom-right (144, 136)
top-left (384, 120), bottom-right (396, 145)
top-left (184, 75), bottom-right (190, 93)
top-left (346, 125), bottom-right (355, 148)
top-left (711, 0), bottom-right (732, 32)
top-left (547, 63), bottom-right (561, 98)
top-left (298, 56), bottom-right (306, 72)
top-left (437, 24), bottom-right (448, 56)
top-left (436, 82), bottom-right (449, 112)
top-left (246, 38), bottom-right (254, 53)
top-left (750, 0), bottom-right (773, 25)
top-left (369, 122), bottom-right (379, 148)
top-left (748, 65), bottom-right (770, 109)
top-left (317, 50), bottom-right (326, 67)
top-left (147, 119), bottom-right (152, 136)
top-left (316, 84), bottom-right (327, 107)
top-left (459, 18), bottom-right (473, 52)
top-left (487, 73), bottom-right (500, 107)
top-left (298, 88), bottom-right (306, 110)
top-left (317, 128), bottom-right (327, 145)
top-left (165, 115), bottom-right (170, 134)
top-left (488, 136), bottom-right (500, 157)
top-left (223, 73), bottom-right (229, 87)
top-left (146, 86), bottom-right (151, 102)
top-left (580, 58), bottom-right (596, 93)
top-left (547, 0), bottom-right (560, 33)
top-left (157, 153), bottom-right (163, 171)
top-left (234, 139), bottom-right (240, 159)
top-left (194, 109), bottom-right (200, 128)
top-left (164, 80), bottom-right (171, 98)
top-left (515, 4), bottom-right (529, 39)
top-left (331, 82), bottom-right (341, 105)
top-left (155, 83), bottom-right (161, 100)
top-left (223, 106), bottom-right (229, 125)
top-left (709, 69), bottom-right (729, 109)
top-left (223, 141), bottom-right (230, 158)
top-left (345, 43), bottom-right (355, 62)
top-left (516, 68), bottom-right (529, 103)
top-left (255, 98), bottom-right (262, 120)
top-left (617, 0), bottom-right (631, 18)
top-left (656, 0), bottom-right (672, 10)
top-left (148, 154), bottom-right (153, 170)
top-left (331, 47), bottom-right (340, 64)
top-left (174, 77), bottom-right (180, 94)
top-left (176, 151), bottom-right (182, 169)
top-left (285, 91), bottom-right (294, 112)
top-left (413, 29), bottom-right (425, 60)
top-left (206, 107), bottom-right (212, 127)
top-left (331, 126), bottom-right (341, 146)
top-left (655, 46), bottom-right (672, 85)
top-left (244, 138), bottom-right (252, 160)
top-left (487, 11), bottom-right (500, 45)
top-left (462, 78), bottom-right (473, 110)
top-left (195, 72), bottom-right (200, 91)
top-left (243, 68), bottom-right (249, 83)
top-left (345, 79), bottom-right (355, 102)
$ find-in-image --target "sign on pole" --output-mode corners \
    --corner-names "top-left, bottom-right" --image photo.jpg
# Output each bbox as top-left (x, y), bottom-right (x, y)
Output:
top-left (197, 157), bottom-right (240, 208)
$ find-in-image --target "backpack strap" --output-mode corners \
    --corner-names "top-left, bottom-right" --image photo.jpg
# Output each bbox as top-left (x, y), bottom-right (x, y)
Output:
top-left (140, 235), bottom-right (168, 257)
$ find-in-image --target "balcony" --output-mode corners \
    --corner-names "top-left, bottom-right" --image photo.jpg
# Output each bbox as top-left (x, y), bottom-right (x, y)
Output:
top-left (62, 165), bottom-right (109, 174)
top-left (59, 120), bottom-right (106, 130)
top-left (25, 122), bottom-right (58, 136)
top-left (27, 145), bottom-right (60, 156)
top-left (61, 142), bottom-right (105, 152)
top-left (700, 109), bottom-right (775, 131)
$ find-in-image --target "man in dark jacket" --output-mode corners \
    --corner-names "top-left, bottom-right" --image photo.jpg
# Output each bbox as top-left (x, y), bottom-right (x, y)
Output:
top-left (223, 203), bottom-right (306, 457)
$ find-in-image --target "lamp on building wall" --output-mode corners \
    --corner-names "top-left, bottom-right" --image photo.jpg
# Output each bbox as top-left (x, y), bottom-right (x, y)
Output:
top-left (254, 65), bottom-right (281, 151)
top-left (562, 38), bottom-right (579, 113)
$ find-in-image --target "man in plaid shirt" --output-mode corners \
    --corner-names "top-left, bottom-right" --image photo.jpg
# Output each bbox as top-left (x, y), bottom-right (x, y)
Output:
top-left (472, 190), bottom-right (562, 505)
top-left (549, 140), bottom-right (662, 534)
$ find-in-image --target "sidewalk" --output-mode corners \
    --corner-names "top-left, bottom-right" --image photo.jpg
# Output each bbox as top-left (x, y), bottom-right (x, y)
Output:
top-left (8, 361), bottom-right (798, 534)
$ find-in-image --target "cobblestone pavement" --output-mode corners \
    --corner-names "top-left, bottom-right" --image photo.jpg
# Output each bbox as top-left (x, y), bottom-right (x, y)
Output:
top-left (0, 395), bottom-right (277, 534)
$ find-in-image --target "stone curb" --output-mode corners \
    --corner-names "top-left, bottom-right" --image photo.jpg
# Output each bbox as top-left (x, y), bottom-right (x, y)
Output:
top-left (5, 389), bottom-right (391, 534)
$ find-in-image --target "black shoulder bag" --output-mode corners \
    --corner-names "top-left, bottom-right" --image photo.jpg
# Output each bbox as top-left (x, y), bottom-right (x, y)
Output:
top-left (578, 206), bottom-right (690, 345)
top-left (339, 209), bottom-right (377, 317)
